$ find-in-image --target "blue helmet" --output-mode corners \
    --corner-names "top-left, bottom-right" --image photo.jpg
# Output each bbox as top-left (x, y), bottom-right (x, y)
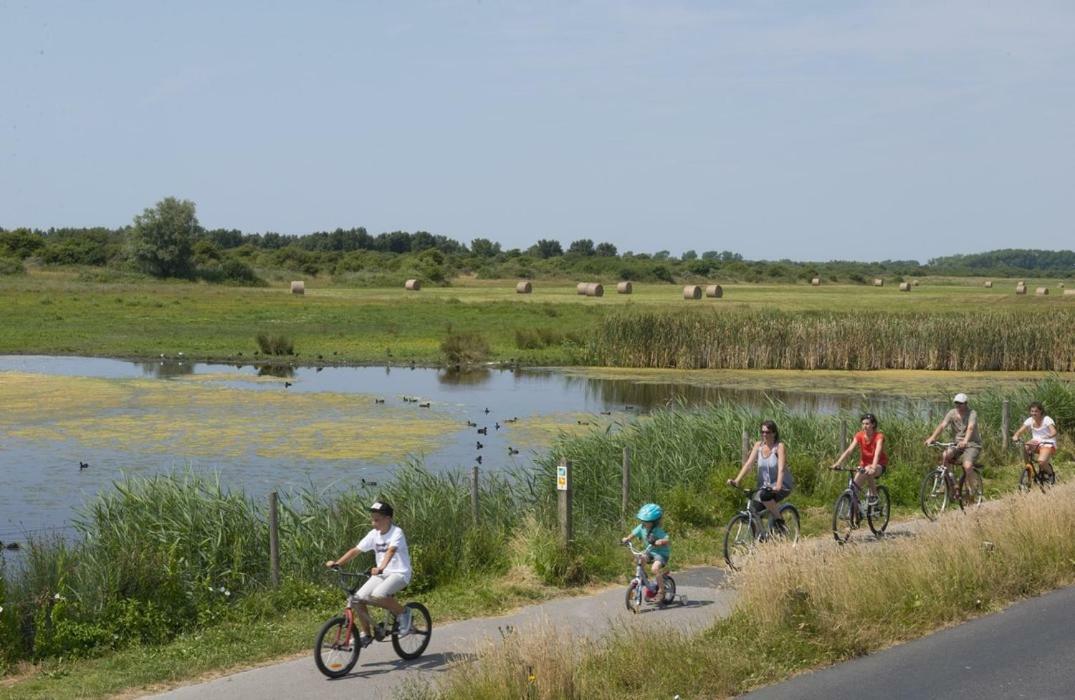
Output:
top-left (636, 503), bottom-right (663, 522)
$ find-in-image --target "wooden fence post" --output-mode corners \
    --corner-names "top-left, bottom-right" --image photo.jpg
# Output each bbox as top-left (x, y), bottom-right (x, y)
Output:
top-left (741, 430), bottom-right (750, 465)
top-left (268, 491), bottom-right (280, 587)
top-left (840, 422), bottom-right (848, 453)
top-left (621, 447), bottom-right (630, 522)
top-left (557, 460), bottom-right (572, 547)
top-left (471, 465), bottom-right (480, 527)
top-left (1001, 399), bottom-right (1010, 450)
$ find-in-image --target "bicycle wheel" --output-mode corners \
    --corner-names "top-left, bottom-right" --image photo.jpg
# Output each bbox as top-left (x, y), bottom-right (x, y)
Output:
top-left (832, 492), bottom-right (855, 544)
top-left (1018, 466), bottom-right (1032, 493)
top-left (775, 504), bottom-right (801, 544)
top-left (392, 602), bottom-right (432, 660)
top-left (625, 581), bottom-right (642, 613)
top-left (661, 575), bottom-right (677, 606)
top-left (919, 469), bottom-right (949, 521)
top-left (314, 615), bottom-right (360, 678)
top-left (867, 485), bottom-right (891, 536)
top-left (723, 513), bottom-right (755, 571)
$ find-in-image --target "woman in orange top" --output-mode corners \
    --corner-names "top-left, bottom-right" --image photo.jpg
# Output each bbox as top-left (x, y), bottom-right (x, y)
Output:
top-left (831, 413), bottom-right (888, 504)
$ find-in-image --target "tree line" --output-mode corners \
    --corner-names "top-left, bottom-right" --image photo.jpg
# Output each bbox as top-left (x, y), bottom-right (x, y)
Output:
top-left (1, 197), bottom-right (1072, 285)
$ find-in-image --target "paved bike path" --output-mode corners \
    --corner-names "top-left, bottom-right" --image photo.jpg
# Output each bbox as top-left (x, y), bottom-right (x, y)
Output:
top-left (147, 567), bottom-right (731, 700)
top-left (743, 582), bottom-right (1075, 699)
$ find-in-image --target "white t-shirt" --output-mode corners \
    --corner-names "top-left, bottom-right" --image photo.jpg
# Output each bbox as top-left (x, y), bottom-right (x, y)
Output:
top-left (356, 524), bottom-right (412, 583)
top-left (1023, 416), bottom-right (1058, 445)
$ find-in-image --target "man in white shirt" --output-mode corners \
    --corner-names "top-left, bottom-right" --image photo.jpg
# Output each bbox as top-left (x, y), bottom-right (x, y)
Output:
top-left (326, 500), bottom-right (414, 644)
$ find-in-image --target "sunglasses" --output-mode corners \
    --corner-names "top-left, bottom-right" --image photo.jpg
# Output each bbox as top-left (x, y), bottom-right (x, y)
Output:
top-left (760, 429), bottom-right (772, 434)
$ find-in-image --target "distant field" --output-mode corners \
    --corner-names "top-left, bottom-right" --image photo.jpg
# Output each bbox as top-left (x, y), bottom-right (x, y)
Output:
top-left (1, 270), bottom-right (1072, 365)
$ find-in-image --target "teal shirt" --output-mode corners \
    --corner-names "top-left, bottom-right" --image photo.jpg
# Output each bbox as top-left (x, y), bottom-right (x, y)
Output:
top-left (630, 524), bottom-right (670, 561)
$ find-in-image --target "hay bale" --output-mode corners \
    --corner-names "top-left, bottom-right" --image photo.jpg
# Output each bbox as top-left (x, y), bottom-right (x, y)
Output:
top-left (576, 282), bottom-right (588, 295)
top-left (516, 281), bottom-right (532, 294)
top-left (1016, 285), bottom-right (1027, 295)
top-left (912, 280), bottom-right (920, 286)
top-left (1060, 283), bottom-right (1065, 289)
top-left (984, 281), bottom-right (993, 288)
top-left (1035, 287), bottom-right (1049, 296)
top-left (405, 279), bottom-right (421, 291)
top-left (290, 281), bottom-right (305, 295)
top-left (616, 281), bottom-right (633, 294)
top-left (705, 284), bottom-right (723, 298)
top-left (584, 283), bottom-right (604, 297)
top-left (683, 285), bottom-right (702, 300)
top-left (873, 279), bottom-right (884, 287)
top-left (1063, 289), bottom-right (1075, 296)
top-left (898, 282), bottom-right (911, 292)
top-left (811, 278), bottom-right (821, 286)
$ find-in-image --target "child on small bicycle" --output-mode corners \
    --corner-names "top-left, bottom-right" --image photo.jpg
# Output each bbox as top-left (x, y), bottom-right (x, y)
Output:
top-left (728, 419), bottom-right (794, 532)
top-left (831, 412), bottom-right (888, 505)
top-left (1012, 401), bottom-right (1058, 479)
top-left (621, 503), bottom-right (671, 606)
top-left (325, 500), bottom-right (413, 647)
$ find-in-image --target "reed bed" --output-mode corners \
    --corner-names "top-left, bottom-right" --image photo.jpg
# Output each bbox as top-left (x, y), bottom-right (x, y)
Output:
top-left (590, 310), bottom-right (1075, 370)
top-left (416, 483), bottom-right (1075, 700)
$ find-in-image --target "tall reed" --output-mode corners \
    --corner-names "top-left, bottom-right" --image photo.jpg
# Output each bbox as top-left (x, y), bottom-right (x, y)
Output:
top-left (590, 310), bottom-right (1075, 370)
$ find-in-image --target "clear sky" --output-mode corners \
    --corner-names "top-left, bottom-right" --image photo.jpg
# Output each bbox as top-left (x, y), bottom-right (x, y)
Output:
top-left (2, 1), bottom-right (1073, 261)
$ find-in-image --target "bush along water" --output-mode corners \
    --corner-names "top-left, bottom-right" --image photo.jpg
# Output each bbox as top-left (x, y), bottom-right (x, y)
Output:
top-left (1, 379), bottom-right (1072, 669)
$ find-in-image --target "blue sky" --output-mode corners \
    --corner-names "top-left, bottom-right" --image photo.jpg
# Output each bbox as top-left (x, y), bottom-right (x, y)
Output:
top-left (2, 1), bottom-right (1073, 261)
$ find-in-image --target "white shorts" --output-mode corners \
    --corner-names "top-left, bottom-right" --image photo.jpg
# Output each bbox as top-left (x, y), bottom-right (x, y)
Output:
top-left (354, 573), bottom-right (408, 603)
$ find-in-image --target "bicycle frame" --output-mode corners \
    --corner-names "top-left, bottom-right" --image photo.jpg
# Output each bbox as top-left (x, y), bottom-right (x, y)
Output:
top-left (1014, 439), bottom-right (1055, 493)
top-left (920, 442), bottom-right (982, 520)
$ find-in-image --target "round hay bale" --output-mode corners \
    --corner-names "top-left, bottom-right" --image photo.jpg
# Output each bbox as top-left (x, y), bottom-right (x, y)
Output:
top-left (811, 278), bottom-right (821, 286)
top-left (1015, 285), bottom-right (1027, 295)
top-left (616, 281), bottom-right (633, 294)
top-left (898, 282), bottom-right (911, 292)
top-left (516, 281), bottom-right (532, 294)
top-left (912, 280), bottom-right (920, 286)
top-left (873, 279), bottom-right (884, 287)
top-left (576, 282), bottom-right (588, 295)
top-left (405, 279), bottom-right (421, 291)
top-left (584, 283), bottom-right (604, 297)
top-left (1063, 289), bottom-right (1075, 296)
top-left (1060, 282), bottom-right (1065, 289)
top-left (290, 280), bottom-right (305, 295)
top-left (705, 284), bottom-right (723, 298)
top-left (984, 280), bottom-right (993, 288)
top-left (1035, 287), bottom-right (1049, 296)
top-left (683, 285), bottom-right (702, 300)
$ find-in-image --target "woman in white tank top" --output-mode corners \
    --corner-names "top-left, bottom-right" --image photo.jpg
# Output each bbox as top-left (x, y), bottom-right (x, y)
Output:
top-left (1012, 401), bottom-right (1058, 478)
top-left (727, 419), bottom-right (794, 526)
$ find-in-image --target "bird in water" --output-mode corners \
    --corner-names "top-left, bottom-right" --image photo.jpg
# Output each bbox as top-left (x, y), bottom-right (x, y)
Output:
top-left (477, 427), bottom-right (488, 435)
top-left (476, 455), bottom-right (483, 465)
top-left (284, 381), bottom-right (292, 388)
top-left (79, 461), bottom-right (89, 471)
top-left (508, 447), bottom-right (520, 456)
top-left (476, 441), bottom-right (484, 450)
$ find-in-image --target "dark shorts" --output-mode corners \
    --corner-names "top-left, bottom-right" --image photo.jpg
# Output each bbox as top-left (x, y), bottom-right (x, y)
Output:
top-left (751, 487), bottom-right (790, 511)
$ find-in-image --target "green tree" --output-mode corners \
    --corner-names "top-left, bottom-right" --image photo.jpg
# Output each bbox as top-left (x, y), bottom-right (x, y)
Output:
top-left (129, 197), bottom-right (198, 278)
top-left (528, 239), bottom-right (563, 259)
top-left (568, 238), bottom-right (595, 256)
top-left (470, 238), bottom-right (501, 258)
top-left (681, 249), bottom-right (698, 261)
top-left (595, 242), bottom-right (618, 257)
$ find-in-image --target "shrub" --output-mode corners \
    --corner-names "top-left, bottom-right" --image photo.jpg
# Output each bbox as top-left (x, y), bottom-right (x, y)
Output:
top-left (255, 333), bottom-right (294, 356)
top-left (441, 331), bottom-right (491, 365)
top-left (0, 256), bottom-right (24, 275)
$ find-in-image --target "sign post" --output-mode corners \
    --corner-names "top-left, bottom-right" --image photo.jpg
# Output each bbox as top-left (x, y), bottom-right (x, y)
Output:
top-left (557, 460), bottom-right (572, 547)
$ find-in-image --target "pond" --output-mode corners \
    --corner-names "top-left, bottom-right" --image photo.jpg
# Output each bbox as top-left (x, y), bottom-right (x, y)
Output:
top-left (0, 355), bottom-right (948, 542)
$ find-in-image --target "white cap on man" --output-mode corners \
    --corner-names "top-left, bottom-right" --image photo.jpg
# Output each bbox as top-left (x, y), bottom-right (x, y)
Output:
top-left (953, 393), bottom-right (969, 404)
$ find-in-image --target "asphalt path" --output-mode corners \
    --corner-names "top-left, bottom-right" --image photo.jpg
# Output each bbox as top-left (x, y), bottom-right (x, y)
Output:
top-left (744, 583), bottom-right (1075, 700)
top-left (147, 567), bottom-right (730, 700)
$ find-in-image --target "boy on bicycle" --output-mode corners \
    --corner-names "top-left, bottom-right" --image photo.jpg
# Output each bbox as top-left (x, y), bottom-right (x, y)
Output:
top-left (925, 393), bottom-right (982, 497)
top-left (621, 503), bottom-right (671, 606)
top-left (325, 500), bottom-right (413, 646)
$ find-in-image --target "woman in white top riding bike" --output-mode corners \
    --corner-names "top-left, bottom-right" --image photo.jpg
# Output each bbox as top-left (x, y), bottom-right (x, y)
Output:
top-left (1012, 401), bottom-right (1058, 479)
top-left (728, 419), bottom-right (794, 531)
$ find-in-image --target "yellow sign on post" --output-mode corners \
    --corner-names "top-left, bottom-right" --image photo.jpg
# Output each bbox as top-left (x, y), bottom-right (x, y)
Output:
top-left (556, 465), bottom-right (568, 491)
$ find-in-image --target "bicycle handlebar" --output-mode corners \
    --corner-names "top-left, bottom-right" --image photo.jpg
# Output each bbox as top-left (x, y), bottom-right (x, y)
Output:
top-left (928, 441), bottom-right (957, 448)
top-left (623, 540), bottom-right (653, 557)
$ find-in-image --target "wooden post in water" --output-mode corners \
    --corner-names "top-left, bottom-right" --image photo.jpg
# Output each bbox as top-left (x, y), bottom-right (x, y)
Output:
top-left (621, 447), bottom-right (631, 522)
top-left (268, 491), bottom-right (280, 587)
top-left (470, 466), bottom-right (480, 527)
top-left (1001, 399), bottom-right (1010, 450)
top-left (557, 460), bottom-right (573, 547)
top-left (741, 430), bottom-right (750, 464)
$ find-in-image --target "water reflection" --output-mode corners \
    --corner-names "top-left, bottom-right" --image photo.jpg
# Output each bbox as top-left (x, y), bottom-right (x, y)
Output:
top-left (138, 360), bottom-right (195, 378)
top-left (438, 368), bottom-right (492, 385)
top-left (256, 364), bottom-right (295, 378)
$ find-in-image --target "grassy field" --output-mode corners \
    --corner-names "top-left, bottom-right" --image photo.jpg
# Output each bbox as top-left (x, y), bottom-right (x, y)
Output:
top-left (2, 270), bottom-right (1073, 365)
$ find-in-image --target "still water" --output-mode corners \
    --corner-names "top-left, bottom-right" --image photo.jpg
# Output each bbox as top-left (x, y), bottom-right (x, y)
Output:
top-left (0, 355), bottom-right (935, 542)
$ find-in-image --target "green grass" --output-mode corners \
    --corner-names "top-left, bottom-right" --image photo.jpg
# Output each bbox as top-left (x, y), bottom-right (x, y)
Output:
top-left (2, 270), bottom-right (1072, 366)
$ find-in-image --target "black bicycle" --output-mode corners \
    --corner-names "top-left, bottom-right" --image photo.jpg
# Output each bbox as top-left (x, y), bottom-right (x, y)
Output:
top-left (831, 466), bottom-right (890, 543)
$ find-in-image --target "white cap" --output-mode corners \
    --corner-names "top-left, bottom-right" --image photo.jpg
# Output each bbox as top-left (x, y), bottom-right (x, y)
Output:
top-left (953, 393), bottom-right (968, 404)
